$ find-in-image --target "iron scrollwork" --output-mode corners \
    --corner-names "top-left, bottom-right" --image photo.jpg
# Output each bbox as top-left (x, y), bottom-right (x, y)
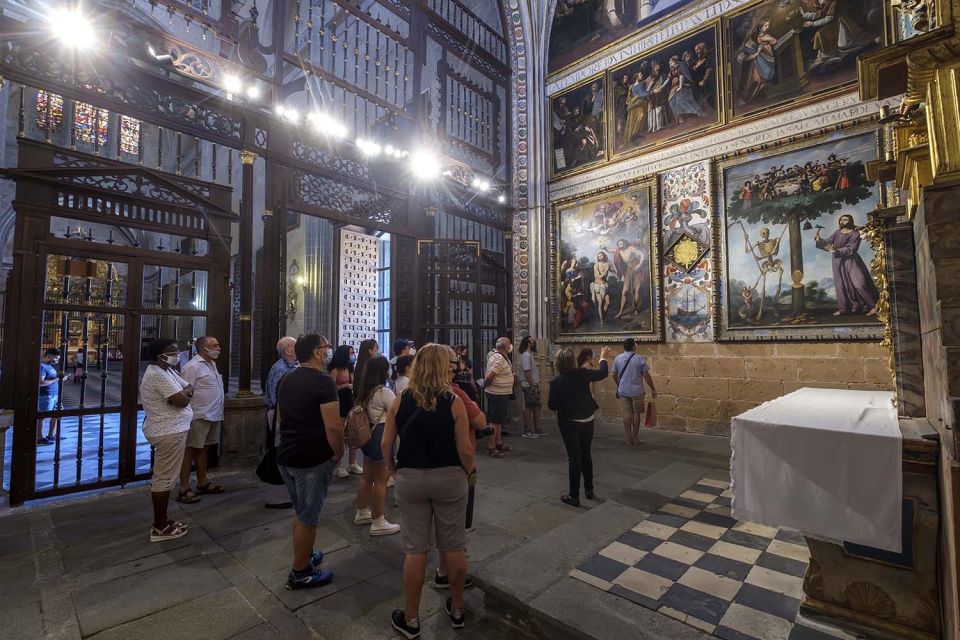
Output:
top-left (293, 142), bottom-right (371, 181)
top-left (294, 170), bottom-right (406, 226)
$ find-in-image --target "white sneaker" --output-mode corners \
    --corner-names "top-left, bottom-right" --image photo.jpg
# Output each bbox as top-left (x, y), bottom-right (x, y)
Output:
top-left (386, 476), bottom-right (396, 488)
top-left (521, 432), bottom-right (539, 439)
top-left (354, 508), bottom-right (373, 525)
top-left (348, 463), bottom-right (364, 475)
top-left (370, 516), bottom-right (401, 536)
top-left (334, 466), bottom-right (350, 479)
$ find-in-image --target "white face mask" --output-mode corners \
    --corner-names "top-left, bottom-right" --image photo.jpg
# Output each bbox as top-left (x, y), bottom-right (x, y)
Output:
top-left (162, 354), bottom-right (179, 366)
top-left (507, 344), bottom-right (513, 354)
top-left (408, 347), bottom-right (416, 356)
top-left (206, 350), bottom-right (221, 360)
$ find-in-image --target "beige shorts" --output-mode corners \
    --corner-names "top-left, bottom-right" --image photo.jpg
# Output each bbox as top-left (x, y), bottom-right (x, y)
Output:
top-left (395, 466), bottom-right (469, 554)
top-left (147, 431), bottom-right (188, 492)
top-left (619, 395), bottom-right (646, 417)
top-left (186, 418), bottom-right (220, 448)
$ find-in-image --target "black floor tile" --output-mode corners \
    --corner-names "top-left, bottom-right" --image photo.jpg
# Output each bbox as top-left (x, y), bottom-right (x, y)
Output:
top-left (692, 483), bottom-right (725, 496)
top-left (635, 553), bottom-right (689, 582)
top-left (694, 553), bottom-right (753, 582)
top-left (646, 512), bottom-right (688, 529)
top-left (775, 529), bottom-right (807, 546)
top-left (734, 583), bottom-right (801, 621)
top-left (694, 511), bottom-right (737, 529)
top-left (659, 583), bottom-right (730, 625)
top-left (668, 530), bottom-right (716, 552)
top-left (720, 529), bottom-right (773, 552)
top-left (715, 625), bottom-right (762, 640)
top-left (577, 555), bottom-right (630, 583)
top-left (608, 584), bottom-right (661, 611)
top-left (617, 530), bottom-right (664, 552)
top-left (756, 552), bottom-right (807, 579)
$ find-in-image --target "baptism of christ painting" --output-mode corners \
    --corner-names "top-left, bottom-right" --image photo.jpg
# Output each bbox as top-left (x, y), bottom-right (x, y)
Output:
top-left (553, 180), bottom-right (660, 343)
top-left (725, 0), bottom-right (884, 120)
top-left (717, 129), bottom-right (883, 341)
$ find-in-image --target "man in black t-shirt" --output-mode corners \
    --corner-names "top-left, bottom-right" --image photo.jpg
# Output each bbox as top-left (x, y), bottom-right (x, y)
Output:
top-left (276, 334), bottom-right (344, 590)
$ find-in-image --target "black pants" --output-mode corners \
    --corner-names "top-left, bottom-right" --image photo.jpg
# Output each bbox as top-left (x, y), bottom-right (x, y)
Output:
top-left (558, 416), bottom-right (594, 500)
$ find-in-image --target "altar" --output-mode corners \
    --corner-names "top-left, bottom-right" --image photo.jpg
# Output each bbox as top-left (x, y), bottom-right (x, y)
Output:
top-left (731, 388), bottom-right (941, 639)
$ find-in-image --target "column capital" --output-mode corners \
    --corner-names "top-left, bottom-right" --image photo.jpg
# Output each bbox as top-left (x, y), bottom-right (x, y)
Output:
top-left (239, 150), bottom-right (257, 165)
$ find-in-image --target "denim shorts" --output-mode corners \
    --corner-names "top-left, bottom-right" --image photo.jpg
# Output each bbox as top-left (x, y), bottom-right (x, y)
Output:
top-left (38, 394), bottom-right (57, 412)
top-left (278, 459), bottom-right (336, 526)
top-left (360, 423), bottom-right (386, 463)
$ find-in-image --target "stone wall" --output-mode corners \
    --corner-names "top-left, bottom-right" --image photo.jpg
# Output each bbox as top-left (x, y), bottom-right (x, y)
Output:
top-left (536, 341), bottom-right (892, 436)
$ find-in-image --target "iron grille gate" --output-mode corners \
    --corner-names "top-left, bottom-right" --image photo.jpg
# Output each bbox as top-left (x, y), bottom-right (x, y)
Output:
top-left (3, 141), bottom-right (233, 505)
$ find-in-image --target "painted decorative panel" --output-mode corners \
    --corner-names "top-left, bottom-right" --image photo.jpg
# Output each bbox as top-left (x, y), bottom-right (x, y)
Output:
top-left (36, 90), bottom-right (63, 133)
top-left (724, 0), bottom-right (884, 121)
top-left (338, 230), bottom-right (380, 346)
top-left (552, 178), bottom-right (661, 342)
top-left (119, 115), bottom-right (140, 156)
top-left (548, 0), bottom-right (696, 74)
top-left (661, 162), bottom-right (713, 342)
top-left (716, 126), bottom-right (884, 340)
top-left (551, 74), bottom-right (607, 177)
top-left (610, 23), bottom-right (721, 159)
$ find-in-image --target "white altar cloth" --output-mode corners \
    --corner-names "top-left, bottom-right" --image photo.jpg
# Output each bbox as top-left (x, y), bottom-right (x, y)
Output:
top-left (731, 387), bottom-right (902, 553)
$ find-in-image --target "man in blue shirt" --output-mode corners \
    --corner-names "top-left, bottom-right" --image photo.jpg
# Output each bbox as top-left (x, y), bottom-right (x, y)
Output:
top-left (263, 336), bottom-right (298, 508)
top-left (612, 338), bottom-right (657, 446)
top-left (37, 348), bottom-right (65, 445)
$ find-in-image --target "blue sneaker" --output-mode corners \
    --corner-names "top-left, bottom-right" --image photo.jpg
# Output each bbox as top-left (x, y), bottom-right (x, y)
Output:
top-left (311, 550), bottom-right (324, 567)
top-left (285, 567), bottom-right (334, 590)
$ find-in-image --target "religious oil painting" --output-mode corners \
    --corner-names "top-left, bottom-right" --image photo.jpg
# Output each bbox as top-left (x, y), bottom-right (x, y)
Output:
top-left (550, 76), bottom-right (607, 177)
top-left (609, 25), bottom-right (721, 156)
top-left (548, 0), bottom-right (695, 74)
top-left (553, 180), bottom-right (661, 343)
top-left (725, 0), bottom-right (885, 120)
top-left (717, 129), bottom-right (884, 341)
top-left (660, 162), bottom-right (714, 342)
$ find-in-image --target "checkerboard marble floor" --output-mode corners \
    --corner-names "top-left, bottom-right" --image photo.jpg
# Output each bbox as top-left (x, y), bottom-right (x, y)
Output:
top-left (570, 478), bottom-right (856, 640)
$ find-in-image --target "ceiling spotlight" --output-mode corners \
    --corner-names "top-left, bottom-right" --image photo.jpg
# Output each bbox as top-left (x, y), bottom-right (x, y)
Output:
top-left (49, 7), bottom-right (96, 50)
top-left (223, 74), bottom-right (242, 95)
top-left (284, 108), bottom-right (300, 123)
top-left (312, 113), bottom-right (348, 139)
top-left (274, 105), bottom-right (286, 117)
top-left (385, 145), bottom-right (394, 156)
top-left (361, 141), bottom-right (381, 156)
top-left (498, 194), bottom-right (506, 204)
top-left (246, 84), bottom-right (260, 99)
top-left (442, 170), bottom-right (453, 177)
top-left (410, 149), bottom-right (441, 180)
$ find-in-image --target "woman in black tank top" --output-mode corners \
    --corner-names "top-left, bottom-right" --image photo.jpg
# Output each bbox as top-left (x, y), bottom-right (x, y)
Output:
top-left (381, 344), bottom-right (475, 636)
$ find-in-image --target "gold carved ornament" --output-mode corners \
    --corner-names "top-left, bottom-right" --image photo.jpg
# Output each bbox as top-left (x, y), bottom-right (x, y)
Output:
top-left (861, 218), bottom-right (896, 400)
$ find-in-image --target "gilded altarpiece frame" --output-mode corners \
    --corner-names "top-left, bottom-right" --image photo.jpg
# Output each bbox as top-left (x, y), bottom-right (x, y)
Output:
top-left (552, 179), bottom-right (662, 344)
top-left (714, 124), bottom-right (885, 341)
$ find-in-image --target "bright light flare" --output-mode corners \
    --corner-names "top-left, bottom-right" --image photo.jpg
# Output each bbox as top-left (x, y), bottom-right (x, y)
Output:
top-left (246, 85), bottom-right (260, 99)
top-left (498, 194), bottom-right (506, 204)
top-left (49, 7), bottom-right (96, 50)
top-left (223, 74), bottom-right (242, 94)
top-left (410, 149), bottom-right (441, 180)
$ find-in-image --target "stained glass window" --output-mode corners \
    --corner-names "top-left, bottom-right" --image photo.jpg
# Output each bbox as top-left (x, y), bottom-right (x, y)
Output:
top-left (119, 115), bottom-right (140, 155)
top-left (36, 90), bottom-right (64, 133)
top-left (75, 102), bottom-right (109, 146)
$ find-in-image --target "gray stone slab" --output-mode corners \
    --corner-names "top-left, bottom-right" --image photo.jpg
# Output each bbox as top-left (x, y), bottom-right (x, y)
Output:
top-left (73, 555), bottom-right (229, 636)
top-left (0, 554), bottom-right (40, 609)
top-left (262, 545), bottom-right (393, 611)
top-left (474, 500), bottom-right (646, 603)
top-left (0, 529), bottom-right (35, 559)
top-left (463, 524), bottom-right (523, 565)
top-left (529, 575), bottom-right (709, 640)
top-left (2, 601), bottom-right (45, 640)
top-left (228, 624), bottom-right (282, 640)
top-left (88, 588), bottom-right (261, 640)
top-left (501, 501), bottom-right (583, 540)
top-left (220, 519), bottom-right (350, 577)
top-left (472, 485), bottom-right (540, 525)
top-left (60, 524), bottom-right (195, 575)
top-left (630, 461), bottom-right (712, 500)
top-left (73, 544), bottom-right (201, 589)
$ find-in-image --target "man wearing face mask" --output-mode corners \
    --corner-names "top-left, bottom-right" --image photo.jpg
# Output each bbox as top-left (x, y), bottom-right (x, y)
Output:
top-left (482, 337), bottom-right (514, 458)
top-left (178, 335), bottom-right (226, 502)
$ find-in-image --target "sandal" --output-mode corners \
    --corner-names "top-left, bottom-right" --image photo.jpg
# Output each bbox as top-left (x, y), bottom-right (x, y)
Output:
top-left (496, 444), bottom-right (512, 453)
top-left (487, 447), bottom-right (503, 458)
top-left (176, 489), bottom-right (201, 504)
top-left (196, 482), bottom-right (225, 495)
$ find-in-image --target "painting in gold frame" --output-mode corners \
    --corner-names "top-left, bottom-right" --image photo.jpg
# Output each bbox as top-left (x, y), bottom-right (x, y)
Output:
top-left (714, 123), bottom-right (885, 341)
top-left (551, 178), bottom-right (661, 343)
top-left (550, 74), bottom-right (608, 179)
top-left (723, 0), bottom-right (885, 122)
top-left (608, 23), bottom-right (723, 159)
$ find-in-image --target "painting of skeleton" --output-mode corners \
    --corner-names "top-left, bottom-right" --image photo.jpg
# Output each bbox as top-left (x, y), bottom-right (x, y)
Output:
top-left (610, 26), bottom-right (720, 155)
top-left (726, 0), bottom-right (884, 119)
top-left (551, 77), bottom-right (607, 176)
top-left (719, 130), bottom-right (883, 339)
top-left (548, 0), bottom-right (695, 73)
top-left (555, 182), bottom-right (659, 341)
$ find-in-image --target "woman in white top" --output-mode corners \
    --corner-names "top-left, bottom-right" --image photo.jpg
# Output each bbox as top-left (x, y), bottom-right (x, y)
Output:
top-left (393, 354), bottom-right (414, 395)
top-left (353, 356), bottom-right (401, 536)
top-left (139, 338), bottom-right (194, 542)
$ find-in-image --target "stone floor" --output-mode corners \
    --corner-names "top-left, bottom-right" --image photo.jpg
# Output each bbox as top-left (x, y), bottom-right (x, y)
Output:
top-left (0, 417), bottom-right (831, 640)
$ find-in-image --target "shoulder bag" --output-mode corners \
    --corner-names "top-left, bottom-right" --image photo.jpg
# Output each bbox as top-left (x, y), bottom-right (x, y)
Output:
top-left (614, 353), bottom-right (636, 400)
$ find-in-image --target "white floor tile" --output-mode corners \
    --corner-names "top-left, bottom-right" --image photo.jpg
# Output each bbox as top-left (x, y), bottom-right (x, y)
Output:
top-left (732, 521), bottom-right (778, 539)
top-left (719, 603), bottom-right (793, 640)
top-left (612, 567), bottom-right (674, 600)
top-left (661, 503), bottom-right (700, 519)
top-left (745, 565), bottom-right (805, 600)
top-left (600, 541), bottom-right (648, 566)
top-left (654, 541), bottom-right (705, 565)
top-left (680, 490), bottom-right (718, 503)
top-left (569, 569), bottom-right (613, 591)
top-left (767, 539), bottom-right (810, 563)
top-left (632, 520), bottom-right (678, 540)
top-left (678, 566), bottom-right (743, 601)
top-left (680, 520), bottom-right (727, 540)
top-left (709, 540), bottom-right (762, 564)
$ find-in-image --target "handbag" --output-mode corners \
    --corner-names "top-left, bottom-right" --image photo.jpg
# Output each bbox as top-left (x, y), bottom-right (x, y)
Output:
top-left (644, 398), bottom-right (657, 428)
top-left (615, 353), bottom-right (636, 400)
top-left (256, 408), bottom-right (285, 486)
top-left (345, 403), bottom-right (374, 448)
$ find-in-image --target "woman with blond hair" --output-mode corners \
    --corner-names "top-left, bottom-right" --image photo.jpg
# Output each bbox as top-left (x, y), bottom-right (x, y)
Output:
top-left (549, 346), bottom-right (612, 508)
top-left (382, 344), bottom-right (475, 638)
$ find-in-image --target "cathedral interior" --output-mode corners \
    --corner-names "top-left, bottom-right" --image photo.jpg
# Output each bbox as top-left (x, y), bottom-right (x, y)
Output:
top-left (1, 0), bottom-right (960, 639)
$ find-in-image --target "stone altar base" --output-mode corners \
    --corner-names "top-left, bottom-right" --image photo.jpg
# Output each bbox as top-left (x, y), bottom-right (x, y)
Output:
top-left (221, 394), bottom-right (266, 469)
